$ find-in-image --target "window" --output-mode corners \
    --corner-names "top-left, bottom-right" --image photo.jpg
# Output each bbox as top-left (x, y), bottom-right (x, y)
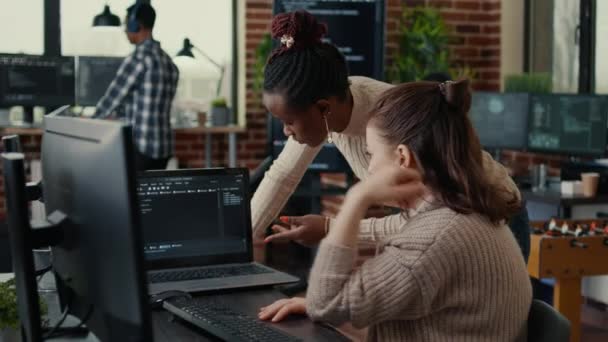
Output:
top-left (595, 1), bottom-right (608, 93)
top-left (0, 0), bottom-right (44, 55)
top-left (526, 0), bottom-right (580, 93)
top-left (61, 0), bottom-right (133, 57)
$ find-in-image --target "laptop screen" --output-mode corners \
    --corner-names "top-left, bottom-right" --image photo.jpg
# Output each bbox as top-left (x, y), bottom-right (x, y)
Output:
top-left (137, 169), bottom-right (252, 269)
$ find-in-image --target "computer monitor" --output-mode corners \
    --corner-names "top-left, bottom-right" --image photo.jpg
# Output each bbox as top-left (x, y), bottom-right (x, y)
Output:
top-left (0, 54), bottom-right (75, 108)
top-left (2, 153), bottom-right (43, 341)
top-left (527, 94), bottom-right (608, 156)
top-left (273, 0), bottom-right (385, 79)
top-left (2, 111), bottom-right (152, 341)
top-left (269, 115), bottom-right (350, 172)
top-left (75, 56), bottom-right (123, 106)
top-left (469, 92), bottom-right (530, 150)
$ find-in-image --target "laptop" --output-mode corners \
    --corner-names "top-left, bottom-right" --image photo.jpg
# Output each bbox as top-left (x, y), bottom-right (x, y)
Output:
top-left (137, 168), bottom-right (299, 295)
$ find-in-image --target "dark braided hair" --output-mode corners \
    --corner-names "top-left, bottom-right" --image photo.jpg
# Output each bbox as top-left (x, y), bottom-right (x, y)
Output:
top-left (264, 10), bottom-right (350, 110)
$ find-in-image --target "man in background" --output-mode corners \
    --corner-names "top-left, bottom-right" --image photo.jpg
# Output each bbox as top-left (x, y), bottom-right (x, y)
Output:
top-left (94, 2), bottom-right (179, 171)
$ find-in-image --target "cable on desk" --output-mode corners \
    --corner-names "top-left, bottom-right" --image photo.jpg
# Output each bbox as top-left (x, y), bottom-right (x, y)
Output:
top-left (43, 305), bottom-right (70, 339)
top-left (41, 281), bottom-right (92, 340)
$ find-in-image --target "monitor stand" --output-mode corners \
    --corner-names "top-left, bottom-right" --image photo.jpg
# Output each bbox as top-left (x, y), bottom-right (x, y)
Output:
top-left (2, 153), bottom-right (84, 341)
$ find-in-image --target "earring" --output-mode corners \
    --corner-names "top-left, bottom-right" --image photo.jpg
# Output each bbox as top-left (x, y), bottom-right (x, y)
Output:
top-left (324, 113), bottom-right (333, 144)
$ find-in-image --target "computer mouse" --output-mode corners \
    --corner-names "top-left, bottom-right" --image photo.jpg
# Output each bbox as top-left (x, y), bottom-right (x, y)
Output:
top-left (149, 290), bottom-right (192, 310)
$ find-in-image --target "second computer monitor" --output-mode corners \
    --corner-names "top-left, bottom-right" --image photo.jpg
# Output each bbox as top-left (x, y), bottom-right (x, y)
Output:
top-left (0, 54), bottom-right (75, 107)
top-left (75, 56), bottom-right (124, 106)
top-left (527, 94), bottom-right (608, 156)
top-left (469, 92), bottom-right (530, 150)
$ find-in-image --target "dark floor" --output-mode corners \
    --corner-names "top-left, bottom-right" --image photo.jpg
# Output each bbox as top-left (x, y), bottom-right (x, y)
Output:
top-left (582, 300), bottom-right (608, 342)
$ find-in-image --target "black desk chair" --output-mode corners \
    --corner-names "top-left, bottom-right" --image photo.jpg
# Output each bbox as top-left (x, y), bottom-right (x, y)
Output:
top-left (509, 202), bottom-right (531, 263)
top-left (527, 299), bottom-right (570, 342)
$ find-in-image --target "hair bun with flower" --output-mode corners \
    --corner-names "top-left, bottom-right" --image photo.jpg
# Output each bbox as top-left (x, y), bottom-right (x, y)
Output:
top-left (268, 10), bottom-right (327, 61)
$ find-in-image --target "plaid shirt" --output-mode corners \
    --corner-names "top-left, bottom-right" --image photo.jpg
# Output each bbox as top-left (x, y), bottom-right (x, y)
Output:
top-left (95, 38), bottom-right (179, 159)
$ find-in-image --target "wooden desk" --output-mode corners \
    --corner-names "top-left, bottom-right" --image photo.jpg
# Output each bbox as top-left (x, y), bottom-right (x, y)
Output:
top-left (529, 220), bottom-right (608, 342)
top-left (1, 125), bottom-right (247, 168)
top-left (1, 126), bottom-right (43, 136)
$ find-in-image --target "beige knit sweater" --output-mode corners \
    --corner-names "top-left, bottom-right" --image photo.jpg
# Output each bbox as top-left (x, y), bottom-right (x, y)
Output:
top-left (306, 201), bottom-right (532, 341)
top-left (251, 76), bottom-right (520, 240)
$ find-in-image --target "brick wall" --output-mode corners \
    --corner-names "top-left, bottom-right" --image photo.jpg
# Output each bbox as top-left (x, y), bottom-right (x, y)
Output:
top-left (0, 0), bottom-right (506, 221)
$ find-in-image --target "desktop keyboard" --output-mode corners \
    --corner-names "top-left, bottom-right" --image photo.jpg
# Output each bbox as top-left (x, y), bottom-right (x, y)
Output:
top-left (148, 264), bottom-right (273, 284)
top-left (164, 297), bottom-right (302, 342)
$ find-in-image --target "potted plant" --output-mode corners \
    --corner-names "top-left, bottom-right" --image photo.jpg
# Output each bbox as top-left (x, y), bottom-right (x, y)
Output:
top-left (208, 97), bottom-right (230, 127)
top-left (0, 278), bottom-right (47, 341)
top-left (388, 6), bottom-right (475, 83)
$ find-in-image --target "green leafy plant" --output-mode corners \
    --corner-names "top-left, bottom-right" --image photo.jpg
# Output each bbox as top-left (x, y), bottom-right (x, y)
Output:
top-left (504, 73), bottom-right (553, 93)
top-left (211, 97), bottom-right (227, 108)
top-left (388, 6), bottom-right (475, 83)
top-left (0, 278), bottom-right (47, 330)
top-left (388, 6), bottom-right (450, 83)
top-left (449, 65), bottom-right (477, 83)
top-left (252, 33), bottom-right (272, 100)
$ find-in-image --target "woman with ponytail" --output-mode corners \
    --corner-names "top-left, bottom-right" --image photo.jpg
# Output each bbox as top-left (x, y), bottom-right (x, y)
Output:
top-left (259, 80), bottom-right (532, 341)
top-left (252, 10), bottom-right (524, 256)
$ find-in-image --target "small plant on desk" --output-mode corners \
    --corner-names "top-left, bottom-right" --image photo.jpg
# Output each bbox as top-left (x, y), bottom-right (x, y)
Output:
top-left (209, 97), bottom-right (231, 127)
top-left (0, 278), bottom-right (48, 335)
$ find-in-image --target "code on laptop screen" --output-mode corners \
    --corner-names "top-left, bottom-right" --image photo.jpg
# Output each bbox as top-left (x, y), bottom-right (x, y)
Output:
top-left (138, 173), bottom-right (249, 261)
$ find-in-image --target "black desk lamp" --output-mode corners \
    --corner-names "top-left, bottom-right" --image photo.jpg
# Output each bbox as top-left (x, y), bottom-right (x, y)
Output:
top-left (93, 5), bottom-right (121, 27)
top-left (176, 38), bottom-right (224, 96)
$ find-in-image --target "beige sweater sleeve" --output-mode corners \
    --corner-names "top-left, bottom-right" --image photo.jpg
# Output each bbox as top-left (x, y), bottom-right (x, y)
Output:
top-left (329, 213), bottom-right (407, 242)
top-left (327, 151), bottom-right (521, 242)
top-left (306, 240), bottom-right (431, 328)
top-left (250, 137), bottom-right (322, 236)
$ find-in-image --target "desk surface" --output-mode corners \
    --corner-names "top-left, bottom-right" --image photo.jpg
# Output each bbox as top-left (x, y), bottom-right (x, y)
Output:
top-left (0, 125), bottom-right (246, 137)
top-left (174, 125), bottom-right (246, 134)
top-left (522, 189), bottom-right (608, 206)
top-left (36, 243), bottom-right (353, 342)
top-left (43, 288), bottom-right (348, 342)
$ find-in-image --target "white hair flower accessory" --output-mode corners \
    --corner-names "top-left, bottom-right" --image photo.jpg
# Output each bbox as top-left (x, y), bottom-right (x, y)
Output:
top-left (280, 34), bottom-right (295, 48)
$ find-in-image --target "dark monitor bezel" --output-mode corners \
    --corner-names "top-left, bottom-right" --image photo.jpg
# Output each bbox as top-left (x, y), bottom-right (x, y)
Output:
top-left (137, 168), bottom-right (254, 271)
top-left (469, 91), bottom-right (530, 151)
top-left (526, 93), bottom-right (608, 157)
top-left (2, 153), bottom-right (43, 342)
top-left (42, 114), bottom-right (152, 341)
top-left (0, 53), bottom-right (75, 107)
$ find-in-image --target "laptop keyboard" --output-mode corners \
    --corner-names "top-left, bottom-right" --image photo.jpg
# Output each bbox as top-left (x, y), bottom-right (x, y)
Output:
top-left (148, 264), bottom-right (273, 284)
top-left (164, 297), bottom-right (302, 342)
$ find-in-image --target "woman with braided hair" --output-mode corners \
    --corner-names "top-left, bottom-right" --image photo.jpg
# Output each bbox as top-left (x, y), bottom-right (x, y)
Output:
top-left (252, 10), bottom-right (525, 255)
